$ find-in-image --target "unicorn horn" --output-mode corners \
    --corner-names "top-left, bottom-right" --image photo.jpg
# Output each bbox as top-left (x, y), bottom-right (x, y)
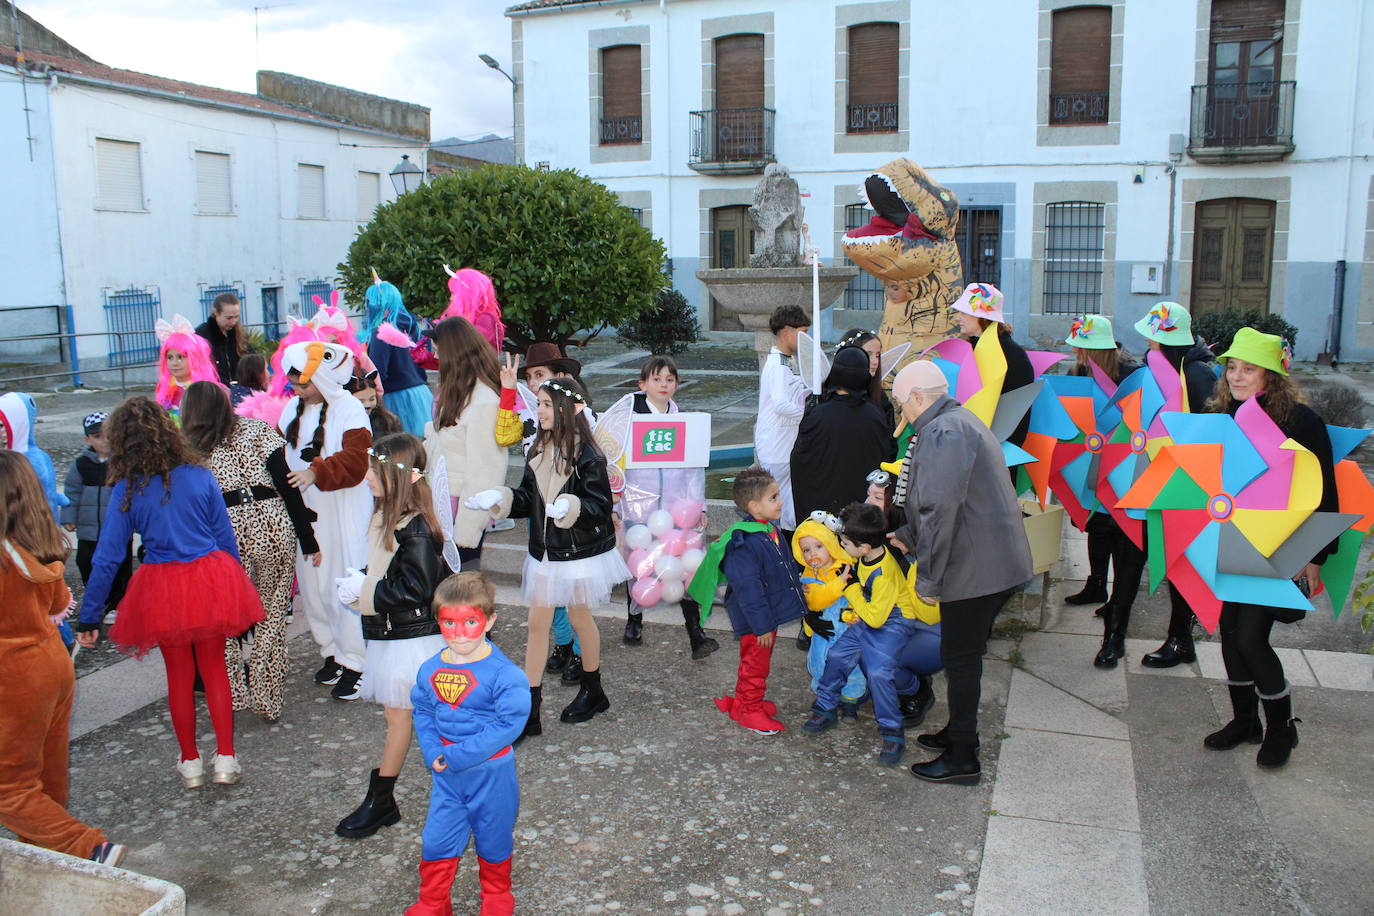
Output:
top-left (371, 267), bottom-right (382, 286)
top-left (442, 262), bottom-right (459, 279)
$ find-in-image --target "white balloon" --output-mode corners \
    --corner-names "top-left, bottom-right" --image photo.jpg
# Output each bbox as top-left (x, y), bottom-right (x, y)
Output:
top-left (647, 510), bottom-right (675, 538)
top-left (681, 547), bottom-right (706, 574)
top-left (660, 580), bottom-right (685, 603)
top-left (624, 523), bottom-right (653, 550)
top-left (654, 554), bottom-right (685, 582)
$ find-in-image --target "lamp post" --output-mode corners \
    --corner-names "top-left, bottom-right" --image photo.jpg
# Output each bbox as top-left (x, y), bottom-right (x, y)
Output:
top-left (478, 53), bottom-right (517, 86)
top-left (389, 154), bottom-right (424, 196)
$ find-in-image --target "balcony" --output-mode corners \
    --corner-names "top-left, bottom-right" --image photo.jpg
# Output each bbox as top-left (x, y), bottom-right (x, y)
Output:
top-left (1188, 80), bottom-right (1295, 163)
top-left (1049, 91), bottom-right (1108, 125)
top-left (688, 108), bottom-right (775, 175)
top-left (847, 102), bottom-right (899, 134)
top-left (599, 115), bottom-right (642, 145)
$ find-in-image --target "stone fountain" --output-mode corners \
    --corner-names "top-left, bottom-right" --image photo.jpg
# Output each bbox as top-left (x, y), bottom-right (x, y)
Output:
top-left (697, 164), bottom-right (858, 365)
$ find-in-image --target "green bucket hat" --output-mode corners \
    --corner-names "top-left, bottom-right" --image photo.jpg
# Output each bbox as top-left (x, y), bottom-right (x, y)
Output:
top-left (1064, 314), bottom-right (1116, 350)
top-left (1217, 326), bottom-right (1292, 376)
top-left (1134, 301), bottom-right (1193, 346)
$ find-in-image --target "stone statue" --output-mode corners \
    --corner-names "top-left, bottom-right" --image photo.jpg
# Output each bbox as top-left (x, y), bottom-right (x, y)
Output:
top-left (749, 164), bottom-right (802, 268)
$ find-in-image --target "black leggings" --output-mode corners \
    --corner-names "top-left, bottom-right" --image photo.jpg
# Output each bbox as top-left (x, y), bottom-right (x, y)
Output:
top-left (1218, 602), bottom-right (1285, 695)
top-left (1084, 512), bottom-right (1115, 581)
top-left (940, 587), bottom-right (1017, 747)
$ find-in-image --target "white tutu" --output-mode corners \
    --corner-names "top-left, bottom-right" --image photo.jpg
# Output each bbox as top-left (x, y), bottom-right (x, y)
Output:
top-left (522, 548), bottom-right (629, 608)
top-left (360, 634), bottom-right (447, 708)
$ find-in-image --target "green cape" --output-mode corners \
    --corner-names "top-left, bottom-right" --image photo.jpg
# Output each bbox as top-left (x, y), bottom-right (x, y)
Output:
top-left (686, 519), bottom-right (774, 624)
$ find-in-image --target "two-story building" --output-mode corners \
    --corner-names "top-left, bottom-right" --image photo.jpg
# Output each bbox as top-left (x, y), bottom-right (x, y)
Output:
top-left (507, 0), bottom-right (1374, 360)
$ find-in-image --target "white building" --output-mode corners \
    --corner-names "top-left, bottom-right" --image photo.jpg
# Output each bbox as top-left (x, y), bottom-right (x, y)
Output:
top-left (507, 0), bottom-right (1374, 360)
top-left (1, 16), bottom-right (428, 376)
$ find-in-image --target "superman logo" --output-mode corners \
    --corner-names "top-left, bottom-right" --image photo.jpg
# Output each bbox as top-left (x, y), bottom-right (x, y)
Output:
top-left (431, 668), bottom-right (476, 708)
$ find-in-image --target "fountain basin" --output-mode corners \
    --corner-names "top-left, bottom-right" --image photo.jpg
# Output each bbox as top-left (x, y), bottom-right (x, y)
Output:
top-left (697, 266), bottom-right (858, 363)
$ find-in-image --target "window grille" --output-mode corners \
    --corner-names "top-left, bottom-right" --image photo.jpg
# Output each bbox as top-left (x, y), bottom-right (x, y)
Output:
top-left (1044, 202), bottom-right (1105, 315)
top-left (842, 204), bottom-right (886, 310)
top-left (299, 280), bottom-right (333, 319)
top-left (199, 283), bottom-right (245, 322)
top-left (103, 287), bottom-right (161, 367)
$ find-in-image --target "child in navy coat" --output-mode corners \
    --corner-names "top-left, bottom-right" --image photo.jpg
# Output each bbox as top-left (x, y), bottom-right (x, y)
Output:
top-left (687, 467), bottom-right (806, 735)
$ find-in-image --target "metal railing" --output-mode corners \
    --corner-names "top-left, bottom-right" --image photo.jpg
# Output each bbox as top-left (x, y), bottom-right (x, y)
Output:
top-left (1189, 80), bottom-right (1295, 150)
top-left (1049, 91), bottom-right (1109, 124)
top-left (689, 108), bottom-right (775, 166)
top-left (599, 115), bottom-right (643, 144)
top-left (846, 101), bottom-right (899, 133)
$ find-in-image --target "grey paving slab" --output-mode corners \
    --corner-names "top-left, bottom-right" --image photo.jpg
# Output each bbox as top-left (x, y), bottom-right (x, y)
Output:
top-left (1302, 648), bottom-right (1374, 692)
top-left (1003, 668), bottom-right (1129, 740)
top-left (1191, 640), bottom-right (1318, 686)
top-left (1019, 631), bottom-right (1128, 714)
top-left (1194, 640), bottom-right (1227, 680)
top-left (1040, 588), bottom-right (1110, 637)
top-left (991, 727), bottom-right (1140, 832)
top-left (1123, 639), bottom-right (1199, 678)
top-left (974, 816), bottom-right (1148, 916)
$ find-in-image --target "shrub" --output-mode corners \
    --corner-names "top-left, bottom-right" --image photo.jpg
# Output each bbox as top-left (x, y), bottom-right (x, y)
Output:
top-left (1301, 380), bottom-right (1369, 430)
top-left (1192, 310), bottom-right (1298, 356)
top-left (338, 165), bottom-right (666, 351)
top-left (616, 287), bottom-right (700, 355)
top-left (243, 328), bottom-right (278, 359)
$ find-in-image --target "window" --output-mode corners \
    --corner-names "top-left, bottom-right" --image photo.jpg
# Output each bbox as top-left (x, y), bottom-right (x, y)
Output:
top-left (194, 151), bottom-right (232, 215)
top-left (298, 163), bottom-right (325, 219)
top-left (356, 170), bottom-right (381, 220)
top-left (846, 22), bottom-right (899, 134)
top-left (102, 286), bottom-right (160, 366)
top-left (1049, 6), bottom-right (1111, 125)
top-left (95, 138), bottom-right (144, 211)
top-left (299, 279), bottom-right (332, 319)
top-left (199, 283), bottom-right (243, 322)
top-left (624, 206), bottom-right (646, 228)
top-left (600, 44), bottom-right (643, 145)
top-left (843, 204), bottom-right (885, 309)
top-left (1043, 202), bottom-right (1105, 315)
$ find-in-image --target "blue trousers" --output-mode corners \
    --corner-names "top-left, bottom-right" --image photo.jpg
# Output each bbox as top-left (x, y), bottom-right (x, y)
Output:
top-left (806, 611), bottom-right (867, 703)
top-left (814, 617), bottom-right (916, 736)
top-left (421, 752), bottom-right (519, 863)
top-left (892, 620), bottom-right (943, 694)
top-left (551, 607), bottom-right (581, 654)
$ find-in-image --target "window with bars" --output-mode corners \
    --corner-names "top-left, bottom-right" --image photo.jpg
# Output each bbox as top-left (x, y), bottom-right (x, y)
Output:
top-left (194, 151), bottom-right (232, 215)
top-left (199, 283), bottom-right (244, 322)
top-left (103, 287), bottom-right (161, 366)
top-left (299, 279), bottom-right (332, 319)
top-left (1044, 202), bottom-right (1105, 315)
top-left (298, 163), bottom-right (325, 219)
top-left (600, 44), bottom-right (643, 145)
top-left (847, 22), bottom-right (900, 134)
top-left (95, 138), bottom-right (145, 211)
top-left (1049, 6), bottom-right (1111, 125)
top-left (843, 204), bottom-right (886, 309)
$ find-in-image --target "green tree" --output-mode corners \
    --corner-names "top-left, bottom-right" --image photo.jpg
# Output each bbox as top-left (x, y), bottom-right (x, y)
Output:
top-left (338, 165), bottom-right (666, 351)
top-left (616, 287), bottom-right (700, 356)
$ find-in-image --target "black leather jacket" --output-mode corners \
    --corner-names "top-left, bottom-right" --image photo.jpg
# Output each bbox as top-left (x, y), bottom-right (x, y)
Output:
top-left (362, 515), bottom-right (445, 641)
top-left (512, 440), bottom-right (618, 561)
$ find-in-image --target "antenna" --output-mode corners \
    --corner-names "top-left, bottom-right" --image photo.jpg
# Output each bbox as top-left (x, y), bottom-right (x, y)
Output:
top-left (253, 5), bottom-right (294, 73)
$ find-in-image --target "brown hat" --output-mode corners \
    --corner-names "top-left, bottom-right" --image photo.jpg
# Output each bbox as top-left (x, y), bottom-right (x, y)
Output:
top-left (519, 342), bottom-right (582, 380)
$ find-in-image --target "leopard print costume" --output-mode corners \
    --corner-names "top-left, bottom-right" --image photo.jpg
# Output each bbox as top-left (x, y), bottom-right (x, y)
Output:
top-left (207, 418), bottom-right (298, 721)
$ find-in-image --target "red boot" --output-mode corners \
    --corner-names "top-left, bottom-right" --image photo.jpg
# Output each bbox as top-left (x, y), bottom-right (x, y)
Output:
top-left (405, 857), bottom-right (459, 916)
top-left (477, 856), bottom-right (514, 916)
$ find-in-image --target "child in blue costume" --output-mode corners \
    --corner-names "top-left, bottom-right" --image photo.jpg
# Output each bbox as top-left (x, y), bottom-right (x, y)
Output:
top-left (408, 572), bottom-right (530, 916)
top-left (362, 275), bottom-right (435, 438)
top-left (803, 502), bottom-right (932, 766)
top-left (792, 511), bottom-right (868, 718)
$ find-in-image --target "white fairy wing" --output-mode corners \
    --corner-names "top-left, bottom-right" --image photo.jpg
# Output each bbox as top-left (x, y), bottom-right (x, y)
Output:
top-left (594, 393), bottom-right (635, 465)
top-left (428, 453), bottom-right (461, 572)
top-left (515, 382), bottom-right (538, 420)
top-left (796, 330), bottom-right (830, 395)
top-left (879, 342), bottom-right (912, 381)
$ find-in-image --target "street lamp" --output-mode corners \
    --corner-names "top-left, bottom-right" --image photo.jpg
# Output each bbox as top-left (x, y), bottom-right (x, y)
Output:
top-left (389, 154), bottom-right (424, 196)
top-left (479, 53), bottom-right (517, 86)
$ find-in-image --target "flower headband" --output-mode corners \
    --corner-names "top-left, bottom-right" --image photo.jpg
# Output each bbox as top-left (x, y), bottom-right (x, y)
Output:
top-left (1146, 303), bottom-right (1177, 332)
top-left (837, 331), bottom-right (871, 351)
top-left (1069, 315), bottom-right (1094, 339)
top-left (966, 284), bottom-right (998, 314)
top-left (807, 509), bottom-right (843, 533)
top-left (367, 447), bottom-right (429, 478)
top-left (540, 378), bottom-right (587, 404)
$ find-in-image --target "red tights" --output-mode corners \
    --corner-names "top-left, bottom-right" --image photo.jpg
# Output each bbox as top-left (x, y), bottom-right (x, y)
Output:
top-left (161, 640), bottom-right (235, 762)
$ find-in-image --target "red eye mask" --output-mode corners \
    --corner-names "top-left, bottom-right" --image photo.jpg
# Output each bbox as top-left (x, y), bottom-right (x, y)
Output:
top-left (437, 605), bottom-right (487, 639)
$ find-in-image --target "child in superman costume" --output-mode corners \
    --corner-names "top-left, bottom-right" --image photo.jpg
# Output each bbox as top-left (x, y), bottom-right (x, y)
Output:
top-left (408, 572), bottom-right (531, 916)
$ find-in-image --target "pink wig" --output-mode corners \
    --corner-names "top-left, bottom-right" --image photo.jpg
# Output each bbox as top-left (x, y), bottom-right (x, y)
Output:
top-left (155, 331), bottom-right (218, 408)
top-left (440, 267), bottom-right (505, 353)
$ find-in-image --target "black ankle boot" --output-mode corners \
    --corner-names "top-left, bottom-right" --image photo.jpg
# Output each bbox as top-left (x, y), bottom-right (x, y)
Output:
top-left (1093, 604), bottom-right (1127, 668)
top-left (1141, 635), bottom-right (1197, 668)
top-left (682, 603), bottom-right (719, 660)
top-left (910, 741), bottom-right (981, 785)
top-left (335, 768), bottom-right (400, 839)
top-left (1204, 685), bottom-right (1262, 750)
top-left (916, 725), bottom-right (950, 751)
top-left (545, 643), bottom-right (573, 673)
top-left (1257, 691), bottom-right (1300, 769)
top-left (623, 613), bottom-right (643, 645)
top-left (561, 654), bottom-right (584, 685)
top-left (517, 685), bottom-right (542, 743)
top-left (560, 668), bottom-right (610, 723)
top-left (1065, 575), bottom-right (1108, 605)
top-left (900, 675), bottom-right (936, 728)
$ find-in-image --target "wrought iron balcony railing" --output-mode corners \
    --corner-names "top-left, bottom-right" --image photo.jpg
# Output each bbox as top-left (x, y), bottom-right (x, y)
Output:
top-left (846, 102), bottom-right (899, 133)
top-left (1189, 80), bottom-right (1295, 158)
top-left (599, 115), bottom-right (643, 145)
top-left (1049, 91), bottom-right (1109, 125)
top-left (688, 108), bottom-right (775, 170)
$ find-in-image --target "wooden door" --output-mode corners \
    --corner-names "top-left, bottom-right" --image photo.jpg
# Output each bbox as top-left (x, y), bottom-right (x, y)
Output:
top-left (711, 205), bottom-right (753, 330)
top-left (1191, 198), bottom-right (1275, 314)
top-left (713, 34), bottom-right (765, 161)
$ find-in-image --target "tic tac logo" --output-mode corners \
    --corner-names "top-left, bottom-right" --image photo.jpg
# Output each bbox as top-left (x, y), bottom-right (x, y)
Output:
top-left (632, 422), bottom-right (686, 462)
top-left (431, 668), bottom-right (477, 708)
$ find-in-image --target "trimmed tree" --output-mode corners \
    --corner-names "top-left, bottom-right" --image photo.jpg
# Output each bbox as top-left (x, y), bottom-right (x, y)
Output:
top-left (338, 165), bottom-right (666, 351)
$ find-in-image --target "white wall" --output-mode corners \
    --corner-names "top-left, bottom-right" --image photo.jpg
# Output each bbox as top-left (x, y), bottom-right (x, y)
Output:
top-left (0, 68), bottom-right (65, 312)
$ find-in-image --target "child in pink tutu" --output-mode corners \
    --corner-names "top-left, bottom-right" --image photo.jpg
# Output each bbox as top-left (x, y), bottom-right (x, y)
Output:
top-left (74, 397), bottom-right (265, 789)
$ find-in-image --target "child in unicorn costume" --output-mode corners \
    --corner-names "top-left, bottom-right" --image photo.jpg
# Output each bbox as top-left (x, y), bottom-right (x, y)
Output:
top-left (362, 272), bottom-right (434, 438)
top-left (154, 314), bottom-right (220, 418)
top-left (276, 339), bottom-right (375, 699)
top-left (400, 266), bottom-right (506, 372)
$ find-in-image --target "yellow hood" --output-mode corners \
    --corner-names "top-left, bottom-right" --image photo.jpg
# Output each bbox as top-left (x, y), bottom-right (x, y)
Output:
top-left (792, 518), bottom-right (853, 572)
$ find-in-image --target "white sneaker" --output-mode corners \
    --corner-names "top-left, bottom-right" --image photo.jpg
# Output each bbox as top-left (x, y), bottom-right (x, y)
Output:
top-left (177, 757), bottom-right (205, 789)
top-left (102, 609), bottom-right (117, 625)
top-left (489, 518), bottom-right (515, 532)
top-left (211, 754), bottom-right (242, 785)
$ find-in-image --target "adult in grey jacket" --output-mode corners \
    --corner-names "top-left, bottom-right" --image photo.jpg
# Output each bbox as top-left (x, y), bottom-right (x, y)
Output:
top-left (889, 361), bottom-right (1032, 785)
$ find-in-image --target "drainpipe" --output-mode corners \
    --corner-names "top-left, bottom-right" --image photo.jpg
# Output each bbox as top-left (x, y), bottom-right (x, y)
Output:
top-left (1327, 260), bottom-right (1346, 365)
top-left (1163, 164), bottom-right (1177, 295)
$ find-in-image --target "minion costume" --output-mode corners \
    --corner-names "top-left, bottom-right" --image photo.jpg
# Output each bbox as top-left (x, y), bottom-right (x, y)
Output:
top-left (792, 513), bottom-right (868, 709)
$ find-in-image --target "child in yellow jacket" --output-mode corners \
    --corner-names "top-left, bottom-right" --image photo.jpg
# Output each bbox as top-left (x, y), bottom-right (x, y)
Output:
top-left (793, 512), bottom-right (868, 719)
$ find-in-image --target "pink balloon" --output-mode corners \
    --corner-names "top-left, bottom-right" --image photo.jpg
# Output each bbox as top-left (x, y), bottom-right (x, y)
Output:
top-left (670, 499), bottom-right (702, 531)
top-left (684, 530), bottom-right (704, 551)
top-left (660, 529), bottom-right (687, 557)
top-left (627, 548), bottom-right (652, 580)
top-left (630, 577), bottom-right (663, 607)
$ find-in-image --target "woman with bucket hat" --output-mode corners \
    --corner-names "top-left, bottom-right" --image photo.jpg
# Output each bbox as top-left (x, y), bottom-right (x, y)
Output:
top-left (1204, 328), bottom-right (1335, 768)
top-left (950, 283), bottom-right (1035, 464)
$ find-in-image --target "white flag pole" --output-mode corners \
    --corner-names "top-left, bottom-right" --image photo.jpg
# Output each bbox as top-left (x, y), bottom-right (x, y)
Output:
top-left (800, 219), bottom-right (821, 389)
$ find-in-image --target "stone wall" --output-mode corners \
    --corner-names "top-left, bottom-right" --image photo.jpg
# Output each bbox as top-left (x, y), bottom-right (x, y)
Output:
top-left (0, 0), bottom-right (93, 60)
top-left (256, 70), bottom-right (429, 141)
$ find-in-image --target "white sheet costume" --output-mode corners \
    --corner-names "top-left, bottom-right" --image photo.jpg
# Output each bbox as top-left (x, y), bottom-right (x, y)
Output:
top-left (754, 347), bottom-right (810, 530)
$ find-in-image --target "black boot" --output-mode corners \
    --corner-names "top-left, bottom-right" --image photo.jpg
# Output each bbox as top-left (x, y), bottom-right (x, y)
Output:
top-left (795, 630), bottom-right (811, 651)
top-left (545, 643), bottom-right (573, 674)
top-left (899, 675), bottom-right (936, 728)
top-left (1256, 690), bottom-right (1299, 769)
top-left (1141, 635), bottom-right (1197, 668)
top-left (516, 685), bottom-right (542, 744)
top-left (1093, 605), bottom-right (1126, 669)
top-left (335, 768), bottom-right (400, 839)
top-left (682, 600), bottom-right (719, 660)
top-left (1204, 684), bottom-right (1263, 750)
top-left (560, 668), bottom-right (610, 723)
top-left (623, 612), bottom-right (643, 645)
top-left (561, 653), bottom-right (584, 685)
top-left (916, 725), bottom-right (950, 751)
top-left (1065, 575), bottom-right (1108, 606)
top-left (910, 740), bottom-right (981, 785)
